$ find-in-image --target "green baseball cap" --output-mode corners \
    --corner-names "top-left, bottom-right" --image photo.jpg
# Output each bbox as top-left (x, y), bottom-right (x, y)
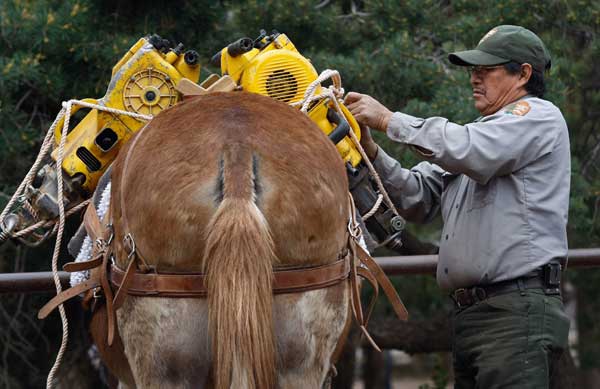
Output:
top-left (448, 25), bottom-right (551, 72)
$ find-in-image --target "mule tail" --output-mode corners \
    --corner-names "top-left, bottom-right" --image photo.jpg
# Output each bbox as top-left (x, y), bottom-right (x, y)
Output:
top-left (202, 144), bottom-right (277, 389)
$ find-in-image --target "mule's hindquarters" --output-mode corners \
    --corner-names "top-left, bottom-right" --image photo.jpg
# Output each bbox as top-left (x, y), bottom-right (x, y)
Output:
top-left (115, 285), bottom-right (350, 389)
top-left (117, 298), bottom-right (211, 388)
top-left (274, 284), bottom-right (350, 388)
top-left (110, 93), bottom-right (351, 388)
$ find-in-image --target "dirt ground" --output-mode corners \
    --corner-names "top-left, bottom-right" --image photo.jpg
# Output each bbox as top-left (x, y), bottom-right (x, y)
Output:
top-left (353, 377), bottom-right (455, 389)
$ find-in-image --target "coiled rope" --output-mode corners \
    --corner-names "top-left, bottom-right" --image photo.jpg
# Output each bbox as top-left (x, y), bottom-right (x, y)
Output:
top-left (291, 69), bottom-right (401, 221)
top-left (0, 99), bottom-right (151, 388)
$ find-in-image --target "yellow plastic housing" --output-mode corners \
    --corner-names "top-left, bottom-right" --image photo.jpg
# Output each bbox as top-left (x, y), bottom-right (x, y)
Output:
top-left (219, 33), bottom-right (362, 166)
top-left (51, 37), bottom-right (201, 193)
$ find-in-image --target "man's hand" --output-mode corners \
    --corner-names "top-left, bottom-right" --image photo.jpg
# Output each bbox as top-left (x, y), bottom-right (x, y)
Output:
top-left (359, 125), bottom-right (379, 160)
top-left (344, 92), bottom-right (393, 132)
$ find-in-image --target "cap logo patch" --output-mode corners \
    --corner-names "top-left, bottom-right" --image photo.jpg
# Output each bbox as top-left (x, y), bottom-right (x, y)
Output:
top-left (479, 28), bottom-right (498, 45)
top-left (504, 101), bottom-right (531, 116)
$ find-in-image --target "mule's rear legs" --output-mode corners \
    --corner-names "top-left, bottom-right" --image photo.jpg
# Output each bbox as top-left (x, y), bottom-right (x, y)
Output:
top-left (117, 297), bottom-right (212, 389)
top-left (274, 283), bottom-right (350, 389)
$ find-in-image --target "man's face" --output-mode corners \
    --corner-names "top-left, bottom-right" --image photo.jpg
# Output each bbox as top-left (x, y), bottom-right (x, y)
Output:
top-left (469, 65), bottom-right (522, 115)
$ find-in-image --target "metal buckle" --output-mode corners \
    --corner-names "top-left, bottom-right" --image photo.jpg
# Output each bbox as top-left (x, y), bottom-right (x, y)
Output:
top-left (123, 233), bottom-right (136, 260)
top-left (452, 288), bottom-right (469, 308)
top-left (94, 238), bottom-right (107, 252)
top-left (92, 287), bottom-right (103, 300)
top-left (106, 223), bottom-right (114, 245)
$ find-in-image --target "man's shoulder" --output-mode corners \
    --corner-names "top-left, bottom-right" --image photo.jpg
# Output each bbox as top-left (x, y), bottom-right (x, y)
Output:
top-left (505, 96), bottom-right (564, 120)
top-left (480, 96), bottom-right (565, 125)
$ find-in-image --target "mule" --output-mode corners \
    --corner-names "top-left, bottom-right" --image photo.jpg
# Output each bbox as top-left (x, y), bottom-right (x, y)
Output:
top-left (101, 92), bottom-right (352, 388)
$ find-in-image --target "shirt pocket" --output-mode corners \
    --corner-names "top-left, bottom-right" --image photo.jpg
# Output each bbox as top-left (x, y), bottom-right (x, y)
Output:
top-left (467, 179), bottom-right (497, 211)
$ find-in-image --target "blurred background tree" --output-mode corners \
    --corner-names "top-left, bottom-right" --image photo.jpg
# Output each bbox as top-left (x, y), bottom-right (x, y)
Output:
top-left (1, 0), bottom-right (598, 387)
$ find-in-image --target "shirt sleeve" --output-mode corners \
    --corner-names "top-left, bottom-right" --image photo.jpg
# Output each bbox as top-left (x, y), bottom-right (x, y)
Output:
top-left (372, 146), bottom-right (444, 223)
top-left (386, 103), bottom-right (560, 184)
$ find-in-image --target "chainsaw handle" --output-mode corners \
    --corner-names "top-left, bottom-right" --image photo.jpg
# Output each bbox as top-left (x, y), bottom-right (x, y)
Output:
top-left (53, 98), bottom-right (99, 144)
top-left (327, 110), bottom-right (351, 144)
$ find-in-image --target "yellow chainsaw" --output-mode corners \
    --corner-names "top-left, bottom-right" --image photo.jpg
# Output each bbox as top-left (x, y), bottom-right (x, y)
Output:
top-left (211, 30), bottom-right (404, 248)
top-left (211, 30), bottom-right (363, 168)
top-left (1, 35), bottom-right (200, 245)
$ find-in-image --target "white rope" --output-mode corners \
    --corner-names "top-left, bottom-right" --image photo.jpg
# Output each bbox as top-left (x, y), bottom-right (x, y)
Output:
top-left (45, 100), bottom-right (73, 388)
top-left (66, 99), bottom-right (152, 121)
top-left (361, 194), bottom-right (383, 221)
top-left (0, 111), bottom-right (64, 225)
top-left (292, 70), bottom-right (400, 219)
top-left (0, 98), bottom-right (152, 387)
top-left (0, 99), bottom-right (151, 242)
top-left (44, 100), bottom-right (152, 387)
top-left (290, 69), bottom-right (344, 113)
top-left (11, 200), bottom-right (90, 239)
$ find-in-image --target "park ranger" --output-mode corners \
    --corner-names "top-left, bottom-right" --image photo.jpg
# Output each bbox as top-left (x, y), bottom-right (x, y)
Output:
top-left (345, 25), bottom-right (571, 388)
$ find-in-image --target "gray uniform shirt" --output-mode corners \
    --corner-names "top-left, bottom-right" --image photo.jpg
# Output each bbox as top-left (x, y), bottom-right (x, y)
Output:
top-left (372, 96), bottom-right (570, 290)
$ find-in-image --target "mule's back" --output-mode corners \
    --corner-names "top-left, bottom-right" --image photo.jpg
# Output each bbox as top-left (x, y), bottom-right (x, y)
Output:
top-left (111, 92), bottom-right (349, 271)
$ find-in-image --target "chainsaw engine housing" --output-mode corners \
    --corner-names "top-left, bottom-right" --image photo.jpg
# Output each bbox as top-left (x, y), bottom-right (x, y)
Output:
top-left (215, 31), bottom-right (362, 167)
top-left (51, 36), bottom-right (200, 194)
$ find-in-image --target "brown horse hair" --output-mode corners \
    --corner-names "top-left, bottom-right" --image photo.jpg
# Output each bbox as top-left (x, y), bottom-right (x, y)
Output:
top-left (202, 142), bottom-right (277, 389)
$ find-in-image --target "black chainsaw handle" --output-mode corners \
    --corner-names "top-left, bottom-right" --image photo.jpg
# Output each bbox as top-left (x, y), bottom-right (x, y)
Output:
top-left (327, 109), bottom-right (351, 145)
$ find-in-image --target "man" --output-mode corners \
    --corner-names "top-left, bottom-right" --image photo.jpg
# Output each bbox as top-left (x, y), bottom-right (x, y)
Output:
top-left (345, 25), bottom-right (571, 388)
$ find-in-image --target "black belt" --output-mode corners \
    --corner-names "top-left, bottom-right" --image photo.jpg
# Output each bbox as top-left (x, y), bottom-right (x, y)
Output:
top-left (451, 263), bottom-right (562, 309)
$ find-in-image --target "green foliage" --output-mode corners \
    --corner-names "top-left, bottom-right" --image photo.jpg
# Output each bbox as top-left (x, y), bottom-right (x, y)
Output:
top-left (0, 0), bottom-right (599, 386)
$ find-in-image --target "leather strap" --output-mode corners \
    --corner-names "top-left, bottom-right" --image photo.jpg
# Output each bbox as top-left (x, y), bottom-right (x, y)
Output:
top-left (63, 256), bottom-right (103, 272)
top-left (100, 249), bottom-right (117, 346)
top-left (112, 257), bottom-right (139, 308)
top-left (83, 202), bottom-right (104, 242)
top-left (356, 266), bottom-right (379, 325)
top-left (109, 256), bottom-right (351, 297)
top-left (38, 279), bottom-right (100, 319)
top-left (354, 242), bottom-right (409, 321)
top-left (343, 193), bottom-right (409, 353)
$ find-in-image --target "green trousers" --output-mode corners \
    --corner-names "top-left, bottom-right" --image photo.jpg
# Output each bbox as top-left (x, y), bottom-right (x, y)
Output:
top-left (452, 289), bottom-right (570, 389)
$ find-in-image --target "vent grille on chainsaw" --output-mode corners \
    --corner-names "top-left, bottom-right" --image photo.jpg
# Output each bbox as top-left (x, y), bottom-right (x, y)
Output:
top-left (76, 147), bottom-right (101, 172)
top-left (258, 59), bottom-right (313, 103)
top-left (265, 70), bottom-right (298, 102)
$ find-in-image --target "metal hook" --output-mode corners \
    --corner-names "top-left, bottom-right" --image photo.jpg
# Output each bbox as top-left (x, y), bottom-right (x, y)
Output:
top-left (123, 233), bottom-right (136, 260)
top-left (94, 238), bottom-right (106, 252)
top-left (106, 223), bottom-right (114, 245)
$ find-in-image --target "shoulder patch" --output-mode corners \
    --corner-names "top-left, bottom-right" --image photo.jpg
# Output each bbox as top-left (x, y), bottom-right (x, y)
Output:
top-left (504, 101), bottom-right (531, 116)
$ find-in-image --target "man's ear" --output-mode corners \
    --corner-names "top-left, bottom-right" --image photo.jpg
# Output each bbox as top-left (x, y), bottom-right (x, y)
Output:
top-left (519, 63), bottom-right (533, 86)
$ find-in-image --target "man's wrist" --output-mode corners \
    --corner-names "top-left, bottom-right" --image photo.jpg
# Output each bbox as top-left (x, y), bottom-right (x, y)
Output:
top-left (376, 110), bottom-right (393, 132)
top-left (364, 143), bottom-right (379, 160)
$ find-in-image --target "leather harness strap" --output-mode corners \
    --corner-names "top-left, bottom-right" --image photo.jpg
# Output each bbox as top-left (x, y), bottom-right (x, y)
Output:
top-left (38, 279), bottom-right (100, 319)
top-left (109, 256), bottom-right (351, 297)
top-left (39, 199), bottom-right (410, 350)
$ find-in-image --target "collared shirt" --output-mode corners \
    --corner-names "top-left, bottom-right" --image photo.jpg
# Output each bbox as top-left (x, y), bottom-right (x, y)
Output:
top-left (372, 96), bottom-right (570, 290)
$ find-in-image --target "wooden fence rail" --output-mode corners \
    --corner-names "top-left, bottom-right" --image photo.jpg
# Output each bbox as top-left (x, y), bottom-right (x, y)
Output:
top-left (1, 248), bottom-right (598, 294)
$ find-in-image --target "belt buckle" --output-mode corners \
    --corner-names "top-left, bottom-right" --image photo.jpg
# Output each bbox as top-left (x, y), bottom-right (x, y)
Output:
top-left (452, 288), bottom-right (470, 309)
